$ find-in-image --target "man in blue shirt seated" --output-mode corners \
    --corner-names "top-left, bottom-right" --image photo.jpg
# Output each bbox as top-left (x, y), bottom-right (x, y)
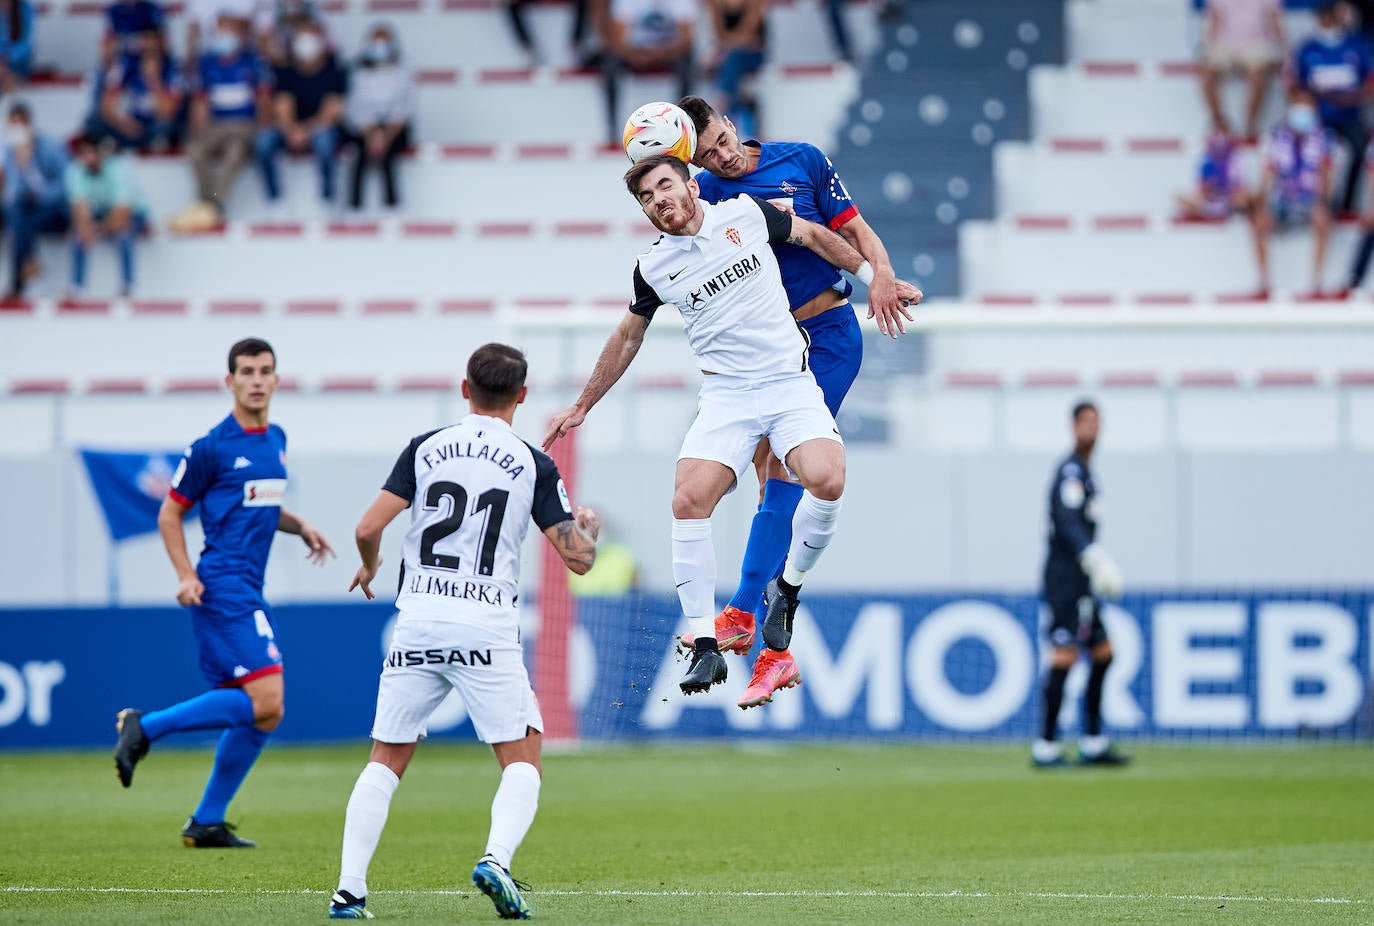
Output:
top-left (90, 28), bottom-right (186, 152)
top-left (255, 18), bottom-right (345, 211)
top-left (2, 102), bottom-right (69, 301)
top-left (1293, 0), bottom-right (1374, 212)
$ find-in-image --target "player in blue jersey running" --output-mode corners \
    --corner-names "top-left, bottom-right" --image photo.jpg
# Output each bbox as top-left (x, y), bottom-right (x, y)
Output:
top-left (112, 337), bottom-right (336, 847)
top-left (674, 96), bottom-right (921, 706)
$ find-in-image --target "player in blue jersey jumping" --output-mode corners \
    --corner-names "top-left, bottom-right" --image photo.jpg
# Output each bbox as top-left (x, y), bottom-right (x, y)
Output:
top-left (674, 95), bottom-right (922, 707)
top-left (112, 337), bottom-right (336, 847)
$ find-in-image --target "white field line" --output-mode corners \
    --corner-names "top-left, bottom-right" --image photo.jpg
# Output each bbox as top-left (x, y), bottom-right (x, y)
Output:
top-left (1, 886), bottom-right (1363, 905)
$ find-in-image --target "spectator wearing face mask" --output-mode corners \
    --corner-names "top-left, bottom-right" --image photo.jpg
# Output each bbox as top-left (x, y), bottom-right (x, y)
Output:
top-left (174, 14), bottom-right (271, 230)
top-left (65, 132), bottom-right (149, 299)
top-left (341, 24), bottom-right (413, 213)
top-left (2, 102), bottom-right (69, 300)
top-left (266, 0), bottom-right (322, 66)
top-left (183, 0), bottom-right (273, 69)
top-left (91, 27), bottom-right (185, 152)
top-left (1248, 87), bottom-right (1334, 297)
top-left (1293, 1), bottom-right (1374, 213)
top-left (255, 19), bottom-right (345, 212)
top-left (0, 0), bottom-right (35, 93)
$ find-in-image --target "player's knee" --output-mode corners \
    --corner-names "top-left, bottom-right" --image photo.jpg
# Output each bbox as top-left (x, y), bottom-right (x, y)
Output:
top-left (807, 467), bottom-right (845, 502)
top-left (251, 692), bottom-right (285, 729)
top-left (671, 488), bottom-right (711, 520)
top-left (1092, 642), bottom-right (1114, 666)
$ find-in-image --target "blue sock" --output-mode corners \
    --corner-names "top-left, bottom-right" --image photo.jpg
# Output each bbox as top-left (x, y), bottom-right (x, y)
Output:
top-left (141, 688), bottom-right (255, 741)
top-left (727, 479), bottom-right (804, 613)
top-left (193, 724), bottom-right (271, 824)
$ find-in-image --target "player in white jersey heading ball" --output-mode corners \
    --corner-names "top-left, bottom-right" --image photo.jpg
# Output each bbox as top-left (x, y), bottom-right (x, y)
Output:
top-left (544, 154), bottom-right (870, 708)
top-left (327, 343), bottom-right (600, 921)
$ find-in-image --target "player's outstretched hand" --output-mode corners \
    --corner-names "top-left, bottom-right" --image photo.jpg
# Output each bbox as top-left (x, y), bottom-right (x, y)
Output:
top-left (543, 406), bottom-right (587, 451)
top-left (896, 279), bottom-right (924, 308)
top-left (299, 523), bottom-right (337, 565)
top-left (867, 273), bottom-right (919, 339)
top-left (175, 575), bottom-right (204, 607)
top-left (575, 505), bottom-right (602, 542)
top-left (349, 557), bottom-right (381, 600)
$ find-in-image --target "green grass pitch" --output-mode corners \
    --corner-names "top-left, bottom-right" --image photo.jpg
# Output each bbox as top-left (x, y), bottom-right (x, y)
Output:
top-left (1, 742), bottom-right (1370, 924)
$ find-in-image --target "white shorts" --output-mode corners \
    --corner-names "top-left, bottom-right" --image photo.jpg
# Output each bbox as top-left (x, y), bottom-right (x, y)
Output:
top-left (1205, 40), bottom-right (1280, 73)
top-left (370, 616), bottom-right (543, 745)
top-left (677, 371), bottom-right (842, 484)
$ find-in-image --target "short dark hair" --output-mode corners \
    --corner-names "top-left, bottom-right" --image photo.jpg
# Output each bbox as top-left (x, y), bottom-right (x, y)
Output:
top-left (8, 101), bottom-right (30, 123)
top-left (624, 154), bottom-right (690, 197)
top-left (466, 343), bottom-right (527, 408)
top-left (228, 337), bottom-right (276, 373)
top-left (677, 95), bottom-right (718, 140)
top-left (1072, 400), bottom-right (1097, 421)
top-left (74, 130), bottom-right (103, 151)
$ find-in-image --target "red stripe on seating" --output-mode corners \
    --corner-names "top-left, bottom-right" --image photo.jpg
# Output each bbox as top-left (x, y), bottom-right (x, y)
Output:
top-left (0, 296), bottom-right (33, 312)
top-left (363, 299), bottom-right (418, 314)
top-left (1128, 137), bottom-right (1184, 153)
top-left (1214, 290), bottom-right (1270, 304)
top-left (980, 293), bottom-right (1037, 306)
top-left (1172, 215), bottom-right (1228, 228)
top-left (440, 299), bottom-right (494, 313)
top-left (1257, 370), bottom-right (1318, 387)
top-left (593, 297), bottom-right (629, 309)
top-left (327, 222), bottom-right (380, 237)
top-left (1338, 369), bottom-right (1374, 385)
top-left (9, 378), bottom-right (69, 395)
top-left (516, 298), bottom-right (572, 309)
top-left (479, 222), bottom-right (535, 236)
top-left (29, 72), bottom-right (84, 85)
top-left (416, 69), bottom-right (459, 84)
top-left (1082, 61), bottom-right (1139, 76)
top-left (555, 221), bottom-right (611, 236)
top-left (1059, 293), bottom-right (1115, 306)
top-left (66, 1), bottom-right (105, 14)
top-left (165, 377), bottom-right (224, 394)
top-left (1295, 290), bottom-right (1350, 303)
top-left (276, 377), bottom-right (301, 392)
top-left (58, 299), bottom-right (110, 314)
top-left (1094, 215), bottom-right (1148, 230)
top-left (165, 1), bottom-right (185, 12)
top-left (131, 299), bottom-right (188, 315)
top-left (1137, 292), bottom-right (1195, 305)
top-left (1023, 371), bottom-right (1080, 387)
top-left (1050, 138), bottom-right (1105, 153)
top-left (780, 63), bottom-right (838, 78)
top-left (173, 222), bottom-right (228, 237)
top-left (209, 300), bottom-right (264, 315)
top-left (249, 222), bottom-right (304, 237)
top-left (1180, 370), bottom-right (1239, 387)
top-left (479, 67), bottom-right (535, 83)
top-left (318, 0), bottom-right (346, 11)
top-left (34, 1), bottom-right (51, 13)
top-left (945, 371), bottom-right (1001, 388)
top-left (1014, 215), bottom-right (1072, 230)
top-left (443, 0), bottom-right (498, 8)
top-left (637, 374), bottom-right (690, 390)
top-left (1159, 61), bottom-right (1199, 77)
top-left (320, 377), bottom-right (378, 392)
top-left (286, 300), bottom-right (341, 314)
top-left (399, 376), bottom-right (457, 392)
top-left (595, 141), bottom-right (627, 157)
top-left (89, 378), bottom-right (147, 394)
top-left (441, 144), bottom-right (496, 159)
top-left (627, 220), bottom-right (659, 236)
top-left (368, 0), bottom-right (419, 10)
top-left (403, 221), bottom-right (458, 237)
top-left (1101, 370), bottom-right (1159, 388)
top-left (517, 144), bottom-right (573, 159)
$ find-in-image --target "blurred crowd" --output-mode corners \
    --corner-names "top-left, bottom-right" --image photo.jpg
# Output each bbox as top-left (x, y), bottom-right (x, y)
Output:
top-left (1181, 0), bottom-right (1374, 297)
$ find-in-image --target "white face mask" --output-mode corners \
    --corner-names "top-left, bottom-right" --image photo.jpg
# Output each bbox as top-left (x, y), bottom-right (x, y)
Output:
top-left (1317, 25), bottom-right (1345, 45)
top-left (293, 32), bottom-right (325, 62)
top-left (212, 31), bottom-right (242, 57)
top-left (1288, 103), bottom-right (1320, 133)
top-left (4, 124), bottom-right (31, 147)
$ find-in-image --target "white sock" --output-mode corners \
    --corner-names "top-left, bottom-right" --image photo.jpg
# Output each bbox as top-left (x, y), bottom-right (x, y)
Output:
top-left (338, 761), bottom-right (400, 899)
top-left (781, 493), bottom-right (842, 587)
top-left (484, 761), bottom-right (541, 870)
top-left (1079, 734), bottom-right (1110, 758)
top-left (672, 518), bottom-right (716, 634)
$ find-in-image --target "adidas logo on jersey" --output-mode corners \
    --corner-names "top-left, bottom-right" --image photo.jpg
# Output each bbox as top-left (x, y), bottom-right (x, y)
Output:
top-left (233, 456), bottom-right (252, 469)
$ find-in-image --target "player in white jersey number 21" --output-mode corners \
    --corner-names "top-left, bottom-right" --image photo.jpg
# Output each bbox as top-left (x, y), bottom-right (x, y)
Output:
top-left (326, 343), bottom-right (600, 921)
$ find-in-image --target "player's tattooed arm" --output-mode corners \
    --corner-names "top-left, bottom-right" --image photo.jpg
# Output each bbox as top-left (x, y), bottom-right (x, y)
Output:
top-left (543, 311), bottom-right (647, 449)
top-left (544, 506), bottom-right (601, 575)
top-left (785, 215), bottom-right (866, 273)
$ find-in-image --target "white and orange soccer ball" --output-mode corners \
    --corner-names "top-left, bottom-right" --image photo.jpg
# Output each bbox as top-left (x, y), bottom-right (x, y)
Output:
top-left (622, 101), bottom-right (697, 164)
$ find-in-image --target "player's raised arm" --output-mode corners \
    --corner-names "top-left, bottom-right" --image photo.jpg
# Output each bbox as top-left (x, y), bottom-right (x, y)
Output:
top-left (836, 213), bottom-right (922, 337)
top-left (543, 308), bottom-right (650, 450)
top-left (542, 506), bottom-right (601, 575)
top-left (350, 489), bottom-right (409, 599)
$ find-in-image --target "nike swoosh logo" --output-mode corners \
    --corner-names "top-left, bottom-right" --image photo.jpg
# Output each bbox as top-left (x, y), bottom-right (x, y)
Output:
top-left (802, 541), bottom-right (821, 549)
top-left (668, 267), bottom-right (687, 280)
top-left (676, 580), bottom-right (690, 588)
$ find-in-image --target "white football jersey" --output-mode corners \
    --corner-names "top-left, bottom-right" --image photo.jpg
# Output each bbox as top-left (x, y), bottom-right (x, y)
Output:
top-left (382, 414), bottom-right (573, 625)
top-left (629, 195), bottom-right (811, 378)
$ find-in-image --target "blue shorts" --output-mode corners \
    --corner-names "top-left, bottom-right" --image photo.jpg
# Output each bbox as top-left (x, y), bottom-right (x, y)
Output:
top-left (799, 304), bottom-right (863, 416)
top-left (190, 592), bottom-right (284, 688)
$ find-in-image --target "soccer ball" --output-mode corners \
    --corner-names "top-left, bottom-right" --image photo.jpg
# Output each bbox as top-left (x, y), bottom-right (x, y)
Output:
top-left (622, 102), bottom-right (697, 164)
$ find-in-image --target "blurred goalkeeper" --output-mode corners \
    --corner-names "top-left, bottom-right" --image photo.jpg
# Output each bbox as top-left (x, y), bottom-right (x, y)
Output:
top-left (1033, 400), bottom-right (1130, 768)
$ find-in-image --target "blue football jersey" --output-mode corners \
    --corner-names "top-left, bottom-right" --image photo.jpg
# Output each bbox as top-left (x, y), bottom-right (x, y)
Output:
top-left (694, 141), bottom-right (859, 312)
top-left (169, 413), bottom-right (288, 597)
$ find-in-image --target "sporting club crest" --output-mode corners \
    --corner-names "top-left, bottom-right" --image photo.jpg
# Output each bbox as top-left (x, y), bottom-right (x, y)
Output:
top-left (725, 226), bottom-right (741, 246)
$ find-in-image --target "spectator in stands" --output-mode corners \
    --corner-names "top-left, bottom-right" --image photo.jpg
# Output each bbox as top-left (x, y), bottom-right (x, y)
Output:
top-left (707, 0), bottom-right (766, 139)
top-left (600, 0), bottom-right (696, 146)
top-left (1337, 140), bottom-right (1374, 295)
top-left (1199, 0), bottom-right (1285, 140)
top-left (0, 0), bottom-right (35, 92)
top-left (65, 132), bottom-right (149, 299)
top-left (1293, 0), bottom-right (1373, 213)
top-left (2, 102), bottom-right (68, 300)
top-left (256, 19), bottom-right (345, 212)
top-left (90, 28), bottom-right (186, 152)
top-left (265, 0), bottom-right (325, 66)
top-left (1249, 87), bottom-right (1334, 297)
top-left (504, 0), bottom-right (606, 67)
top-left (342, 23), bottom-right (413, 213)
top-left (174, 14), bottom-right (271, 229)
top-left (105, 0), bottom-right (165, 63)
top-left (1175, 130), bottom-right (1255, 220)
top-left (824, 0), bottom-right (852, 64)
top-left (184, 0), bottom-right (272, 68)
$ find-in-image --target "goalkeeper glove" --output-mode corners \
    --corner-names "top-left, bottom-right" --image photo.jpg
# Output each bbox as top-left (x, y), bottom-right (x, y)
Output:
top-left (1079, 544), bottom-right (1124, 600)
